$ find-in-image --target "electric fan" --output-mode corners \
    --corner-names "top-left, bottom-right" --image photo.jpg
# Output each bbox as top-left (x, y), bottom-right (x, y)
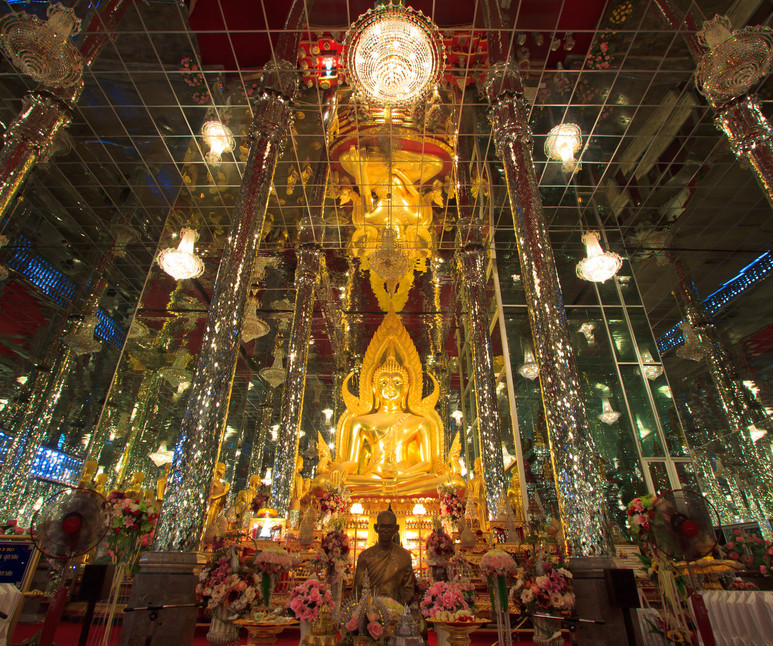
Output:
top-left (30, 487), bottom-right (111, 646)
top-left (650, 489), bottom-right (722, 646)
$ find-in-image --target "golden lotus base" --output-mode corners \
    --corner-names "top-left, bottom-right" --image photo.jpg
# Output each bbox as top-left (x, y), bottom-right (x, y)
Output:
top-left (233, 620), bottom-right (297, 646)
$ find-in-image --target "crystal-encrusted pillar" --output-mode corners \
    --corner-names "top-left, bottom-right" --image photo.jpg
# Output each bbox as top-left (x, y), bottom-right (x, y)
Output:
top-left (249, 404), bottom-right (274, 479)
top-left (152, 82), bottom-right (297, 551)
top-left (671, 255), bottom-right (773, 536)
top-left (271, 163), bottom-right (328, 516)
top-left (483, 0), bottom-right (611, 555)
top-left (0, 0), bottom-right (132, 219)
top-left (455, 142), bottom-right (506, 517)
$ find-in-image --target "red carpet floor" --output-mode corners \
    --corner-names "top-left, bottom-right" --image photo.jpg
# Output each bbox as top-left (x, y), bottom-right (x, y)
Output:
top-left (12, 621), bottom-right (567, 645)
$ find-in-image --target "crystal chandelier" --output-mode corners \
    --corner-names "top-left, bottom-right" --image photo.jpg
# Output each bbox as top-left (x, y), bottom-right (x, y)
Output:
top-left (65, 314), bottom-right (102, 356)
top-left (696, 14), bottom-right (773, 104)
top-left (518, 347), bottom-right (540, 380)
top-left (544, 123), bottom-right (582, 173)
top-left (369, 227), bottom-right (411, 282)
top-left (157, 227), bottom-right (205, 280)
top-left (242, 295), bottom-right (270, 342)
top-left (0, 4), bottom-right (83, 87)
top-left (676, 321), bottom-right (708, 362)
top-left (344, 0), bottom-right (444, 106)
top-left (260, 350), bottom-right (286, 389)
top-left (640, 350), bottom-right (663, 381)
top-left (201, 119), bottom-right (235, 165)
top-left (576, 231), bottom-right (623, 283)
top-left (598, 397), bottom-right (621, 425)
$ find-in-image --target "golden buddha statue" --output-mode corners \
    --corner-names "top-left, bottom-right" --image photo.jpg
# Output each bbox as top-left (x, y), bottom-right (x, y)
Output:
top-left (507, 469), bottom-right (525, 523)
top-left (205, 461), bottom-right (230, 528)
top-left (156, 463), bottom-right (171, 502)
top-left (289, 456), bottom-right (310, 512)
top-left (354, 509), bottom-right (415, 605)
top-left (467, 458), bottom-right (488, 529)
top-left (125, 472), bottom-right (145, 498)
top-left (79, 460), bottom-right (98, 489)
top-left (94, 473), bottom-right (108, 495)
top-left (319, 309), bottom-right (464, 498)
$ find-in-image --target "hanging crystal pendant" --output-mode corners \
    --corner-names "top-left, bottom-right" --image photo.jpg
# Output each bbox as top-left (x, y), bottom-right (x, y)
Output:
top-left (598, 397), bottom-right (621, 425)
top-left (157, 227), bottom-right (205, 280)
top-left (369, 227), bottom-right (411, 282)
top-left (676, 321), bottom-right (708, 362)
top-left (242, 295), bottom-right (270, 342)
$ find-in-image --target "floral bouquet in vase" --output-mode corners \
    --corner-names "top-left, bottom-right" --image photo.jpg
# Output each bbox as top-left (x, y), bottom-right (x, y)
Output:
top-left (510, 555), bottom-right (575, 617)
top-left (319, 482), bottom-right (349, 523)
top-left (196, 554), bottom-right (261, 619)
top-left (254, 547), bottom-right (293, 607)
top-left (437, 483), bottom-right (464, 529)
top-left (480, 549), bottom-right (518, 612)
top-left (426, 518), bottom-right (455, 567)
top-left (720, 528), bottom-right (773, 576)
top-left (286, 578), bottom-right (334, 624)
top-left (105, 491), bottom-right (159, 574)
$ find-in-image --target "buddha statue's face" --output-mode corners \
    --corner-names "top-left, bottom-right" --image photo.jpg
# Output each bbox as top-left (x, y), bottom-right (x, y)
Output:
top-left (376, 370), bottom-right (405, 405)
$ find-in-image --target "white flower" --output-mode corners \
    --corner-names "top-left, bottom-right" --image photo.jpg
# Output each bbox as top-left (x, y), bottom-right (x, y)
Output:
top-left (521, 589), bottom-right (535, 604)
top-left (558, 568), bottom-right (572, 579)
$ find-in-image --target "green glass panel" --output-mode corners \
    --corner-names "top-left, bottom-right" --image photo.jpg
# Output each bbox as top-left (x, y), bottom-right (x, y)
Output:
top-left (620, 365), bottom-right (665, 457)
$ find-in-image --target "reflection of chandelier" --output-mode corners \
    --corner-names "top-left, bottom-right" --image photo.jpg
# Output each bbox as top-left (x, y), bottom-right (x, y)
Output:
top-left (518, 347), bottom-right (540, 380)
top-left (369, 227), bottom-right (411, 282)
top-left (640, 350), bottom-right (663, 381)
top-left (148, 442), bottom-right (174, 468)
top-left (676, 321), bottom-right (708, 362)
top-left (598, 397), bottom-right (621, 425)
top-left (0, 4), bottom-right (83, 87)
top-left (576, 231), bottom-right (623, 283)
top-left (544, 123), bottom-right (582, 173)
top-left (242, 296), bottom-right (270, 342)
top-left (579, 322), bottom-right (596, 345)
top-left (201, 119), bottom-right (234, 166)
top-left (65, 314), bottom-right (102, 356)
top-left (260, 350), bottom-right (286, 389)
top-left (161, 350), bottom-right (192, 391)
top-left (696, 15), bottom-right (773, 103)
top-left (157, 228), bottom-right (205, 280)
top-left (344, 0), bottom-right (444, 106)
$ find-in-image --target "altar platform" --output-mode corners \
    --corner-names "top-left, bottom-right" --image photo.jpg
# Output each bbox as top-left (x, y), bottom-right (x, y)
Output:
top-left (11, 620), bottom-right (573, 645)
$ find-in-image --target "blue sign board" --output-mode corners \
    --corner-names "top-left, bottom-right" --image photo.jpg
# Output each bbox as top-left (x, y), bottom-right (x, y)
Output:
top-left (0, 539), bottom-right (36, 589)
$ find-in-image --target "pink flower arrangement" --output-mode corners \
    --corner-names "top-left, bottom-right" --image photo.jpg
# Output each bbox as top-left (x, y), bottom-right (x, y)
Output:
top-left (315, 527), bottom-right (351, 580)
top-left (254, 547), bottom-right (293, 576)
top-left (626, 494), bottom-right (657, 544)
top-left (319, 487), bottom-right (347, 517)
top-left (720, 528), bottom-right (773, 577)
top-left (105, 491), bottom-right (159, 572)
top-left (1, 519), bottom-right (26, 535)
top-left (479, 549), bottom-right (518, 579)
top-left (286, 578), bottom-right (333, 623)
top-left (437, 483), bottom-right (464, 524)
top-left (419, 581), bottom-right (468, 619)
top-left (196, 555), bottom-right (260, 615)
top-left (341, 599), bottom-right (388, 640)
top-left (510, 557), bottom-right (575, 617)
top-left (426, 526), bottom-right (455, 565)
top-left (179, 57), bottom-right (210, 105)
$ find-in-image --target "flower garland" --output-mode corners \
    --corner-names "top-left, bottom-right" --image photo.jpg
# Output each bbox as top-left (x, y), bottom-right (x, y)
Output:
top-left (437, 482), bottom-right (464, 525)
top-left (286, 578), bottom-right (334, 623)
top-left (254, 547), bottom-right (293, 577)
top-left (196, 554), bottom-right (260, 616)
top-left (510, 556), bottom-right (575, 617)
top-left (479, 549), bottom-right (518, 579)
top-left (105, 491), bottom-right (159, 573)
top-left (419, 581), bottom-right (469, 619)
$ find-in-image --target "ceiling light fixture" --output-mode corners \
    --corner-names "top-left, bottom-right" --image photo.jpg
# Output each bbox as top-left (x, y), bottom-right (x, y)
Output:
top-left (242, 295), bottom-right (270, 342)
top-left (260, 350), bottom-right (286, 389)
top-left (576, 231), bottom-right (623, 283)
top-left (696, 14), bottom-right (773, 104)
top-left (344, 0), bottom-right (444, 106)
top-left (518, 346), bottom-right (540, 381)
top-left (0, 3), bottom-right (83, 87)
top-left (598, 397), bottom-right (621, 425)
top-left (157, 227), bottom-right (205, 281)
top-left (544, 123), bottom-right (582, 173)
top-left (201, 119), bottom-right (234, 165)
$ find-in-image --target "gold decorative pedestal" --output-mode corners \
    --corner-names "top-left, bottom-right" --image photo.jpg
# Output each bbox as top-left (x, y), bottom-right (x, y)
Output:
top-left (428, 619), bottom-right (487, 646)
top-left (233, 620), bottom-right (298, 646)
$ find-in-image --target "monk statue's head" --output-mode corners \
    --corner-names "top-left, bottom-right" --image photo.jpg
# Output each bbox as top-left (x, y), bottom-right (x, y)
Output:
top-left (373, 348), bottom-right (409, 410)
top-left (375, 509), bottom-right (399, 548)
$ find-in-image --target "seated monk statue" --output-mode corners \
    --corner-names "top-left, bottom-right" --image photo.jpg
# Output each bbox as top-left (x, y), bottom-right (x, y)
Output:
top-left (354, 509), bottom-right (415, 605)
top-left (315, 309), bottom-right (465, 498)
